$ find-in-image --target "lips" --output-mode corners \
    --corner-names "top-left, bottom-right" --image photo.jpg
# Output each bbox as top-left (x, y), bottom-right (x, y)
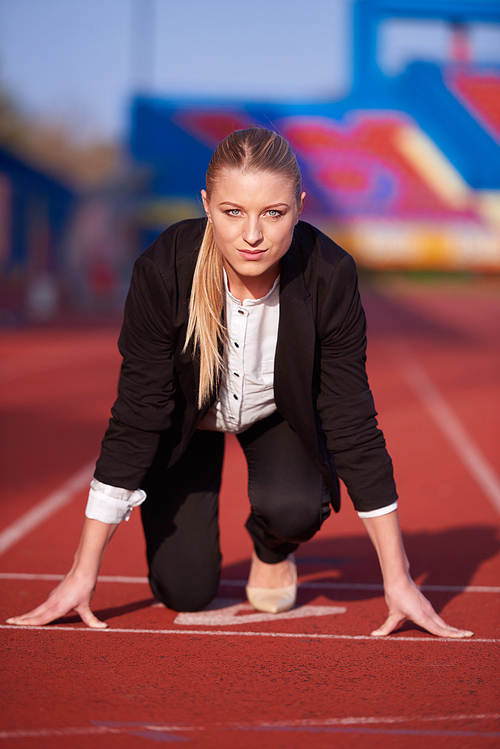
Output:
top-left (237, 249), bottom-right (268, 260)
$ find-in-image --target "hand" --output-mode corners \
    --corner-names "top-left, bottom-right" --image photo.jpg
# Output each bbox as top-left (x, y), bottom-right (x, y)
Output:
top-left (6, 570), bottom-right (107, 629)
top-left (372, 576), bottom-right (473, 638)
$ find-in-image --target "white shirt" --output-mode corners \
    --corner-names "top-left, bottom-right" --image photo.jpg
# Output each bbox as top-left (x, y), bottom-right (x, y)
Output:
top-left (86, 275), bottom-right (396, 524)
top-left (198, 272), bottom-right (280, 433)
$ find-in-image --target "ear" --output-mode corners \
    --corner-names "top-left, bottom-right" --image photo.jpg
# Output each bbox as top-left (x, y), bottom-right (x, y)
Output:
top-left (201, 190), bottom-right (212, 223)
top-left (295, 192), bottom-right (306, 223)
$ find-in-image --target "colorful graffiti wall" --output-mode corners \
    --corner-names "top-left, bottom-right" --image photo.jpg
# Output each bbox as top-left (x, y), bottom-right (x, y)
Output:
top-left (130, 0), bottom-right (500, 270)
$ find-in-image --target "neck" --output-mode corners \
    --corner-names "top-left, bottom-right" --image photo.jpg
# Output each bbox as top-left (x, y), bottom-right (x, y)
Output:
top-left (224, 264), bottom-right (280, 302)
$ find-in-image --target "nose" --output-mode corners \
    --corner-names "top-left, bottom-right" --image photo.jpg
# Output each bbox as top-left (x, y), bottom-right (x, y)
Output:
top-left (242, 216), bottom-right (263, 246)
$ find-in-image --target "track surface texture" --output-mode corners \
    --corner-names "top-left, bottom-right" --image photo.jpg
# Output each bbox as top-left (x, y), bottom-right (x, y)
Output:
top-left (1, 276), bottom-right (499, 748)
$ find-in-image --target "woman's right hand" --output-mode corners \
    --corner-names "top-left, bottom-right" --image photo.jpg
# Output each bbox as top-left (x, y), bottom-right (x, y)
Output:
top-left (6, 569), bottom-right (107, 628)
top-left (6, 517), bottom-right (118, 628)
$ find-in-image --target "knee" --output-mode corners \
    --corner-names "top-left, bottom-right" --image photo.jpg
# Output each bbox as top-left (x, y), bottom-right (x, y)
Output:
top-left (149, 565), bottom-right (219, 612)
top-left (255, 502), bottom-right (321, 544)
top-left (150, 575), bottom-right (218, 612)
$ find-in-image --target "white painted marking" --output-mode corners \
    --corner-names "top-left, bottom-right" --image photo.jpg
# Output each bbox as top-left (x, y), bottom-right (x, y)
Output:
top-left (1, 572), bottom-right (499, 593)
top-left (0, 573), bottom-right (150, 584)
top-left (391, 340), bottom-right (500, 515)
top-left (0, 725), bottom-right (199, 740)
top-left (0, 715), bottom-right (498, 740)
top-left (221, 579), bottom-right (500, 594)
top-left (0, 727), bottom-right (121, 739)
top-left (264, 713), bottom-right (500, 727)
top-left (0, 460), bottom-right (96, 556)
top-left (0, 624), bottom-right (495, 643)
top-left (174, 601), bottom-right (346, 626)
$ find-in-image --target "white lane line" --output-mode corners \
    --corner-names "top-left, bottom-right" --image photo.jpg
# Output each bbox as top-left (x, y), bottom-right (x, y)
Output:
top-left (0, 727), bottom-right (123, 740)
top-left (1, 573), bottom-right (499, 593)
top-left (390, 339), bottom-right (500, 515)
top-left (259, 714), bottom-right (500, 727)
top-left (0, 573), bottom-right (151, 583)
top-left (0, 715), bottom-right (498, 740)
top-left (221, 579), bottom-right (500, 594)
top-left (0, 460), bottom-right (96, 556)
top-left (0, 624), bottom-right (496, 642)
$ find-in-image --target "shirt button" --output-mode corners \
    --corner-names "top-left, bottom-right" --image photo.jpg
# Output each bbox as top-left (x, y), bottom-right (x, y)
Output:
top-left (238, 309), bottom-right (245, 315)
top-left (233, 394), bottom-right (238, 400)
top-left (233, 372), bottom-right (239, 377)
top-left (234, 342), bottom-right (239, 348)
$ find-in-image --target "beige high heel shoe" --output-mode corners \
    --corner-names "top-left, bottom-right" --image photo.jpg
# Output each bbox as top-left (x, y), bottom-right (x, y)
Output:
top-left (245, 555), bottom-right (297, 614)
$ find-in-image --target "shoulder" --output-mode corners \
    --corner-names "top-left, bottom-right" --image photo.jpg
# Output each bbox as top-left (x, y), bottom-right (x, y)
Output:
top-left (292, 220), bottom-right (357, 283)
top-left (126, 217), bottom-right (206, 305)
top-left (139, 217), bottom-right (207, 276)
top-left (289, 223), bottom-right (364, 341)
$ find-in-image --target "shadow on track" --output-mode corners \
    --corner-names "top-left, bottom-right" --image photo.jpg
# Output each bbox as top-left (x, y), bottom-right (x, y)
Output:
top-left (220, 524), bottom-right (500, 611)
top-left (44, 524), bottom-right (498, 628)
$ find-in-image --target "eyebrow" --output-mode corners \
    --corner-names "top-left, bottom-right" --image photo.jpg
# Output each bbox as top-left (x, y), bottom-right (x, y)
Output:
top-left (218, 201), bottom-right (291, 209)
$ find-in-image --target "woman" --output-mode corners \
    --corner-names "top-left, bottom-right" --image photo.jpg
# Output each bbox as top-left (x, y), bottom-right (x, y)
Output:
top-left (8, 128), bottom-right (472, 637)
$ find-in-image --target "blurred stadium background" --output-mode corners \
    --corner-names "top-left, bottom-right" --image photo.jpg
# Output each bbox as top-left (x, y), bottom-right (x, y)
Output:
top-left (0, 0), bottom-right (499, 323)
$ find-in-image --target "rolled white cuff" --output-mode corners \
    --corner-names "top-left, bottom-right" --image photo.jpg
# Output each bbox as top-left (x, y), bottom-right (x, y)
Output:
top-left (85, 479), bottom-right (147, 524)
top-left (357, 501), bottom-right (398, 519)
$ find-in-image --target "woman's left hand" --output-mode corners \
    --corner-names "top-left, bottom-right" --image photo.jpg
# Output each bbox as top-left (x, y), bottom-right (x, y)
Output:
top-left (372, 576), bottom-right (474, 638)
top-left (360, 512), bottom-right (473, 638)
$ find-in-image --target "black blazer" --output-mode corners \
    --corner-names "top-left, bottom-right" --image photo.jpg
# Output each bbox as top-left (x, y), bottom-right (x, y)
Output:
top-left (95, 218), bottom-right (397, 513)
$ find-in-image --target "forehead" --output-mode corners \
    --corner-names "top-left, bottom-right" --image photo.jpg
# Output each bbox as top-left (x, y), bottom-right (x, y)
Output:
top-left (210, 168), bottom-right (296, 201)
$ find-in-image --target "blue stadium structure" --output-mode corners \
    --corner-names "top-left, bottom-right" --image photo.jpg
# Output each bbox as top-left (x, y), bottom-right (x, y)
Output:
top-left (0, 147), bottom-right (75, 319)
top-left (129, 0), bottom-right (500, 269)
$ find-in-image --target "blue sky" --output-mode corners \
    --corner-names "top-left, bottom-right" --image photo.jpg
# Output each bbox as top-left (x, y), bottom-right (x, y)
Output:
top-left (0, 0), bottom-right (499, 143)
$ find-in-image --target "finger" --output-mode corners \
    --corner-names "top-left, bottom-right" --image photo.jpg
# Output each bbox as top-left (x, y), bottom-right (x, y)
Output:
top-left (413, 612), bottom-right (473, 639)
top-left (371, 609), bottom-right (474, 638)
top-left (7, 601), bottom-right (107, 629)
top-left (371, 611), bottom-right (406, 637)
top-left (6, 612), bottom-right (58, 626)
top-left (6, 602), bottom-right (63, 626)
top-left (406, 601), bottom-right (474, 638)
top-left (76, 605), bottom-right (108, 629)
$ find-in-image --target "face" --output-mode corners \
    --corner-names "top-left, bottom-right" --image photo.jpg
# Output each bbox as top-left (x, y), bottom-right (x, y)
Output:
top-left (201, 168), bottom-right (305, 299)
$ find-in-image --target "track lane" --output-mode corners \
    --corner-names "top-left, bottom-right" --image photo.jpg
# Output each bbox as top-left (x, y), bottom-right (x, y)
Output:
top-left (1, 282), bottom-right (499, 747)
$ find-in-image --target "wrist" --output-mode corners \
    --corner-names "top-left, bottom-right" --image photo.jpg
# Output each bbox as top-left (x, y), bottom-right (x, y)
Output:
top-left (382, 571), bottom-right (415, 597)
top-left (67, 559), bottom-right (100, 584)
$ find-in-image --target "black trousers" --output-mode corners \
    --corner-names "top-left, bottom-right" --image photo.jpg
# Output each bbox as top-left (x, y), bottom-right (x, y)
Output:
top-left (140, 411), bottom-right (331, 611)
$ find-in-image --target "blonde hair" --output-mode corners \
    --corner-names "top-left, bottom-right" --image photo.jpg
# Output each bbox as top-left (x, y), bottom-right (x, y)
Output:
top-left (184, 127), bottom-right (302, 409)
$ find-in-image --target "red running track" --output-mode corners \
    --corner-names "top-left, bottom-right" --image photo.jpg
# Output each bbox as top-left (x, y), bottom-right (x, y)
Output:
top-left (0, 278), bottom-right (499, 748)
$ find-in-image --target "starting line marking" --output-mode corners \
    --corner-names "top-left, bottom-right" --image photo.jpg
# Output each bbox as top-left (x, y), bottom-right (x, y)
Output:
top-left (0, 623), bottom-right (496, 643)
top-left (174, 601), bottom-right (346, 626)
top-left (1, 572), bottom-right (499, 593)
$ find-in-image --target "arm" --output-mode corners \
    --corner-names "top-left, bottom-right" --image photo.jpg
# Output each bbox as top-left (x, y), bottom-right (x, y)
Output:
top-left (362, 511), bottom-right (473, 638)
top-left (95, 255), bottom-right (177, 489)
top-left (8, 242), bottom-right (183, 627)
top-left (313, 249), bottom-right (472, 636)
top-left (316, 253), bottom-right (398, 513)
top-left (7, 480), bottom-right (146, 628)
top-left (7, 517), bottom-right (117, 628)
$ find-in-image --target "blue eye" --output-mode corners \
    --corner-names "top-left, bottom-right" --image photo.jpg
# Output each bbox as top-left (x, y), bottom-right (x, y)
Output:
top-left (226, 209), bottom-right (241, 216)
top-left (267, 210), bottom-right (283, 217)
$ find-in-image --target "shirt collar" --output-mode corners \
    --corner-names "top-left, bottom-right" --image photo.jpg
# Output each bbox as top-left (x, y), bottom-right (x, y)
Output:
top-left (223, 269), bottom-right (280, 307)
